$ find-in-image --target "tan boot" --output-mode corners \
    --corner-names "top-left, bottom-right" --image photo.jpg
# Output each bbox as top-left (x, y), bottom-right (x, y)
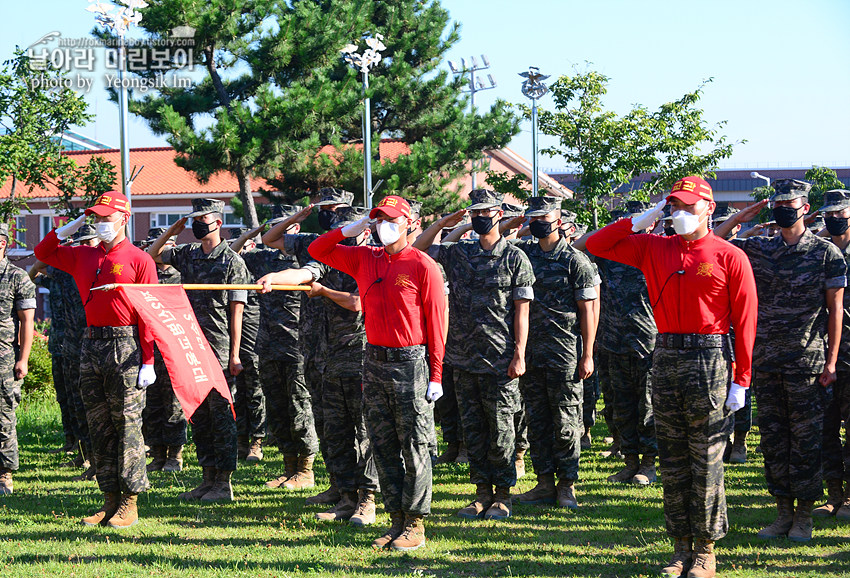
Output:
top-left (349, 489), bottom-right (376, 526)
top-left (390, 514), bottom-right (425, 551)
top-left (435, 442), bottom-right (460, 465)
top-left (178, 466), bottom-right (217, 501)
top-left (81, 492), bottom-right (120, 526)
top-left (316, 490), bottom-right (358, 522)
top-left (162, 445), bottom-right (184, 472)
top-left (484, 486), bottom-right (512, 520)
top-left (246, 438), bottom-right (264, 463)
top-left (146, 445), bottom-right (167, 472)
top-left (788, 499), bottom-right (814, 542)
top-left (607, 454), bottom-right (640, 484)
top-left (661, 536), bottom-right (693, 578)
top-left (814, 479), bottom-right (844, 517)
top-left (687, 538), bottom-right (715, 578)
top-left (372, 511), bottom-right (405, 549)
top-left (515, 449), bottom-right (527, 479)
top-left (457, 483), bottom-right (494, 519)
top-left (284, 455), bottom-right (316, 490)
top-left (631, 454), bottom-right (657, 486)
top-left (237, 436), bottom-right (249, 460)
top-left (266, 454), bottom-right (298, 488)
top-left (516, 473), bottom-right (556, 505)
top-left (835, 483), bottom-right (850, 520)
top-left (106, 494), bottom-right (139, 529)
top-left (200, 469), bottom-right (234, 501)
top-left (0, 468), bottom-right (12, 495)
top-left (557, 478), bottom-right (579, 509)
top-left (757, 496), bottom-right (794, 539)
top-left (601, 432), bottom-right (623, 459)
top-left (728, 431), bottom-right (748, 464)
top-left (305, 473), bottom-right (339, 505)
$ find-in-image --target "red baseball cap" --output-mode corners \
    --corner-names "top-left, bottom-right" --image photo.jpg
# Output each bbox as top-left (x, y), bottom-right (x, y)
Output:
top-left (666, 176), bottom-right (713, 205)
top-left (85, 191), bottom-right (131, 216)
top-left (369, 195), bottom-right (412, 220)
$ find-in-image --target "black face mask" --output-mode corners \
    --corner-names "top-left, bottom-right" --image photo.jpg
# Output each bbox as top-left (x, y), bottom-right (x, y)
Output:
top-left (317, 210), bottom-right (338, 231)
top-left (772, 205), bottom-right (802, 229)
top-left (825, 216), bottom-right (850, 236)
top-left (529, 220), bottom-right (556, 239)
top-left (192, 220), bottom-right (217, 240)
top-left (471, 215), bottom-right (497, 236)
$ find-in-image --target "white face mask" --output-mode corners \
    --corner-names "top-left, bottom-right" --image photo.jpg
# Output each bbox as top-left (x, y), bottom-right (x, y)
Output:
top-left (96, 220), bottom-right (120, 243)
top-left (671, 208), bottom-right (704, 236)
top-left (376, 221), bottom-right (402, 246)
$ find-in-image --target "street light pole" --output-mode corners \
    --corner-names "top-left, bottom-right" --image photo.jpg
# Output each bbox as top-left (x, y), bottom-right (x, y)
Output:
top-left (750, 171), bottom-right (771, 188)
top-left (519, 67), bottom-right (549, 196)
top-left (449, 56), bottom-right (496, 190)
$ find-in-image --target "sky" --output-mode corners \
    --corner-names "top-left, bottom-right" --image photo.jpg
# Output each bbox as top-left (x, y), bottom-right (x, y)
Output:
top-left (1, 0), bottom-right (848, 172)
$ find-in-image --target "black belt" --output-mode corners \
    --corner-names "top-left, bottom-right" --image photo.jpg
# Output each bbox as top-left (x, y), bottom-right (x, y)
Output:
top-left (85, 326), bottom-right (139, 339)
top-left (366, 344), bottom-right (426, 362)
top-left (656, 333), bottom-right (726, 349)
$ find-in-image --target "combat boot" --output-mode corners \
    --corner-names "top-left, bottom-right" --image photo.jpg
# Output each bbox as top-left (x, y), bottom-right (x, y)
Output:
top-left (601, 433), bottom-right (623, 459)
top-left (457, 483), bottom-right (494, 519)
top-left (557, 478), bottom-right (579, 509)
top-left (81, 492), bottom-right (120, 526)
top-left (162, 445), bottom-right (183, 472)
top-left (607, 454), bottom-right (640, 484)
top-left (728, 431), bottom-right (748, 464)
top-left (516, 473), bottom-right (556, 505)
top-left (835, 483), bottom-right (850, 520)
top-left (146, 445), bottom-right (167, 472)
top-left (372, 511), bottom-right (405, 549)
top-left (237, 435), bottom-right (249, 460)
top-left (246, 437), bottom-right (263, 463)
top-left (814, 479), bottom-right (843, 517)
top-left (580, 427), bottom-right (592, 450)
top-left (515, 449), bottom-right (527, 479)
top-left (305, 472), bottom-right (339, 505)
top-left (284, 455), bottom-right (316, 490)
top-left (391, 514), bottom-right (425, 551)
top-left (0, 468), bottom-right (12, 495)
top-left (435, 442), bottom-right (460, 464)
top-left (72, 464), bottom-right (97, 482)
top-left (788, 499), bottom-right (814, 542)
top-left (660, 536), bottom-right (692, 578)
top-left (48, 434), bottom-right (76, 455)
top-left (757, 496), bottom-right (794, 539)
top-left (106, 493), bottom-right (139, 529)
top-left (631, 454), bottom-right (657, 486)
top-left (687, 538), bottom-right (715, 578)
top-left (349, 489), bottom-right (376, 526)
top-left (266, 453), bottom-right (298, 488)
top-left (484, 486), bottom-right (512, 520)
top-left (200, 469), bottom-right (234, 501)
top-left (455, 443), bottom-right (469, 463)
top-left (178, 466), bottom-right (217, 501)
top-left (316, 490), bottom-right (358, 522)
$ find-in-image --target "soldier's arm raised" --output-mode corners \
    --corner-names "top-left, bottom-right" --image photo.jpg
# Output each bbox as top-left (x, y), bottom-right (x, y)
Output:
top-left (231, 224), bottom-right (265, 253)
top-left (441, 223), bottom-right (472, 243)
top-left (28, 259), bottom-right (48, 282)
top-left (715, 200), bottom-right (768, 240)
top-left (262, 205), bottom-right (313, 252)
top-left (412, 210), bottom-right (467, 252)
top-left (148, 217), bottom-right (187, 264)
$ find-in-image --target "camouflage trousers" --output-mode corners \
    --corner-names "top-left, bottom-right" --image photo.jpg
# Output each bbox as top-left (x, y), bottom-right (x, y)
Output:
top-left (652, 342), bottom-right (732, 540)
top-left (435, 364), bottom-right (464, 445)
top-left (604, 349), bottom-right (656, 457)
top-left (63, 352), bottom-right (93, 459)
top-left (79, 331), bottom-right (148, 495)
top-left (519, 368), bottom-right (582, 480)
top-left (259, 356), bottom-right (318, 456)
top-left (235, 319), bottom-right (266, 440)
top-left (305, 357), bottom-right (328, 464)
top-left (192, 376), bottom-right (238, 472)
top-left (754, 372), bottom-right (826, 501)
top-left (0, 369), bottom-right (21, 471)
top-left (455, 369), bottom-right (520, 488)
top-left (51, 353), bottom-right (74, 442)
top-left (596, 350), bottom-right (617, 437)
top-left (515, 398), bottom-right (529, 453)
top-left (143, 348), bottom-right (187, 447)
top-left (322, 374), bottom-right (378, 493)
top-left (363, 345), bottom-right (433, 515)
top-left (822, 370), bottom-right (850, 482)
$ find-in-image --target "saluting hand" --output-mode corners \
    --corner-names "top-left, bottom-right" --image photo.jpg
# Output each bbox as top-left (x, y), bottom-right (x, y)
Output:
top-left (293, 204), bottom-right (314, 224)
top-left (168, 216), bottom-right (189, 236)
top-left (734, 199), bottom-right (769, 224)
top-left (441, 209), bottom-right (467, 229)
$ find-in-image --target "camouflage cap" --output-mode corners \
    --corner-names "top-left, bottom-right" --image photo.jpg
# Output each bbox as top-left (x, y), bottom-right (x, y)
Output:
top-left (807, 213), bottom-right (825, 231)
top-left (624, 200), bottom-right (651, 218)
top-left (314, 187), bottom-right (354, 207)
top-left (572, 224), bottom-right (588, 238)
top-left (146, 226), bottom-right (176, 245)
top-left (525, 196), bottom-right (561, 217)
top-left (0, 223), bottom-right (8, 240)
top-left (266, 204), bottom-right (300, 225)
top-left (501, 202), bottom-right (525, 218)
top-left (187, 198), bottom-right (225, 218)
top-left (408, 199), bottom-right (423, 219)
top-left (466, 189), bottom-right (503, 211)
top-left (330, 206), bottom-right (369, 229)
top-left (661, 203), bottom-right (673, 222)
top-left (609, 209), bottom-right (626, 222)
top-left (769, 178), bottom-right (812, 202)
top-left (229, 226), bottom-right (250, 240)
top-left (561, 210), bottom-right (578, 224)
top-left (73, 224), bottom-right (98, 242)
top-left (712, 202), bottom-right (739, 224)
top-left (820, 189), bottom-right (850, 213)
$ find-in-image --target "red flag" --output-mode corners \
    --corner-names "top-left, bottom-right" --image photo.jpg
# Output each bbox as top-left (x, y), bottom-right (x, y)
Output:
top-left (118, 285), bottom-right (234, 420)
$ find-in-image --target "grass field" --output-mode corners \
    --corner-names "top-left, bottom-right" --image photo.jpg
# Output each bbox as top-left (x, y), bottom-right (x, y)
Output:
top-left (1, 396), bottom-right (848, 577)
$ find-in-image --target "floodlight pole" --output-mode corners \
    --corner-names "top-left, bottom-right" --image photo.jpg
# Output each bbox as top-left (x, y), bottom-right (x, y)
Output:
top-left (117, 38), bottom-right (133, 237)
top-left (451, 56), bottom-right (496, 190)
top-left (363, 70), bottom-right (373, 209)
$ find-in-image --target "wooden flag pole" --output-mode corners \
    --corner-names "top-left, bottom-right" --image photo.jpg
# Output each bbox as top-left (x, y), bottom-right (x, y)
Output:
top-left (92, 283), bottom-right (311, 291)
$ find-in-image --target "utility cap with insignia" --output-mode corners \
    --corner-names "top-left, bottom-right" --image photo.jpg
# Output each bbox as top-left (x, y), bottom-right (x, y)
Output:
top-left (86, 191), bottom-right (131, 217)
top-left (466, 189), bottom-right (503, 211)
top-left (331, 206), bottom-right (369, 229)
top-left (667, 176), bottom-right (713, 204)
top-left (625, 200), bottom-right (651, 218)
top-left (0, 223), bottom-right (8, 240)
top-left (314, 187), bottom-right (354, 207)
top-left (73, 224), bottom-right (98, 243)
top-left (186, 198), bottom-right (225, 218)
top-left (500, 202), bottom-right (525, 218)
top-left (820, 189), bottom-right (850, 213)
top-left (769, 178), bottom-right (811, 202)
top-left (370, 195), bottom-right (411, 220)
top-left (712, 202), bottom-right (739, 224)
top-left (267, 204), bottom-right (300, 225)
top-left (525, 196), bottom-right (561, 217)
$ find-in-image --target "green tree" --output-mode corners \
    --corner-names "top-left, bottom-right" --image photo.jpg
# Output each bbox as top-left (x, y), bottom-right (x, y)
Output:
top-left (751, 166), bottom-right (845, 222)
top-left (530, 69), bottom-right (738, 227)
top-left (52, 156), bottom-right (117, 218)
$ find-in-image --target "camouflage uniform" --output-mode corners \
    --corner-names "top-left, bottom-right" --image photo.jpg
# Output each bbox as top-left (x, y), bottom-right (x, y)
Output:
top-left (36, 270), bottom-right (73, 444)
top-left (161, 238), bottom-right (251, 472)
top-left (233, 255), bottom-right (267, 443)
top-left (0, 255), bottom-right (37, 471)
top-left (581, 261), bottom-right (602, 436)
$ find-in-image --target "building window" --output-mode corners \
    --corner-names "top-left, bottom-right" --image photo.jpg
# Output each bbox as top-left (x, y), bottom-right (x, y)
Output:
top-left (223, 213), bottom-right (242, 229)
top-left (9, 216), bottom-right (27, 250)
top-left (151, 213), bottom-right (183, 228)
top-left (41, 215), bottom-right (70, 241)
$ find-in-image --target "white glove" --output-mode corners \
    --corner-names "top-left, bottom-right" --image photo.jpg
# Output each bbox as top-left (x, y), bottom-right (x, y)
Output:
top-left (631, 199), bottom-right (666, 232)
top-left (426, 381), bottom-right (443, 402)
top-left (55, 214), bottom-right (86, 240)
top-left (137, 364), bottom-right (156, 389)
top-left (341, 216), bottom-right (371, 238)
top-left (725, 382), bottom-right (746, 412)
